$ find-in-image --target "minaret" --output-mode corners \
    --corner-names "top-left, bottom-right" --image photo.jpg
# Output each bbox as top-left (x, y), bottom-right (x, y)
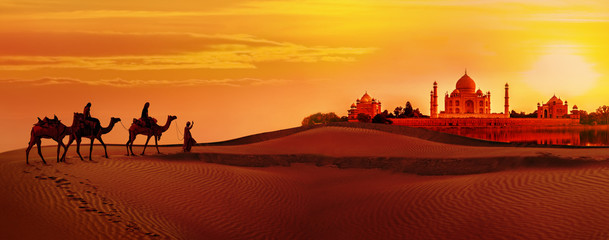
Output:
top-left (431, 81), bottom-right (438, 118)
top-left (504, 83), bottom-right (510, 117)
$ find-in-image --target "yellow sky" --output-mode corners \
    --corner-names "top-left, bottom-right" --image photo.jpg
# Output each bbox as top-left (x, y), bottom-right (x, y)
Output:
top-left (2, 0), bottom-right (609, 152)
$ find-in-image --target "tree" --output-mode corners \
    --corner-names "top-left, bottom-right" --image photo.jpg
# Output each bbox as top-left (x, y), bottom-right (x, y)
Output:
top-left (357, 113), bottom-right (371, 123)
top-left (412, 108), bottom-right (423, 118)
top-left (597, 105), bottom-right (609, 125)
top-left (372, 113), bottom-right (393, 124)
top-left (404, 101), bottom-right (414, 118)
top-left (510, 110), bottom-right (537, 118)
top-left (393, 106), bottom-right (403, 118)
top-left (301, 112), bottom-right (344, 126)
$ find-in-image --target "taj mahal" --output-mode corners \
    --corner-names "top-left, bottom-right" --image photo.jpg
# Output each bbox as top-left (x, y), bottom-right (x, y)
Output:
top-left (430, 70), bottom-right (509, 119)
top-left (347, 70), bottom-right (580, 127)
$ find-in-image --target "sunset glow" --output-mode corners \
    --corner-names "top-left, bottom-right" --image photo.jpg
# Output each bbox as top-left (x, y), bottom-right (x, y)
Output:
top-left (2, 0), bottom-right (609, 152)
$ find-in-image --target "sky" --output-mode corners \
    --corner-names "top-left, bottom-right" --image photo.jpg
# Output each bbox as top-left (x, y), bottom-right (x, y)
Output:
top-left (2, 0), bottom-right (609, 152)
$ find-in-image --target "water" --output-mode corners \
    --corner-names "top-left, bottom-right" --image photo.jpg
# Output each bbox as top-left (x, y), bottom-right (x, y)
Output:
top-left (424, 125), bottom-right (609, 146)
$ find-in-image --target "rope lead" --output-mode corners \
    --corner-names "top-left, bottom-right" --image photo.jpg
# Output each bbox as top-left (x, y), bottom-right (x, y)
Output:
top-left (175, 121), bottom-right (184, 141)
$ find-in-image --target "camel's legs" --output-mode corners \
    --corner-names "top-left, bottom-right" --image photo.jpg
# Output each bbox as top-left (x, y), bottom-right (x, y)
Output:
top-left (141, 135), bottom-right (152, 155)
top-left (127, 134), bottom-right (137, 156)
top-left (62, 135), bottom-right (75, 162)
top-left (89, 138), bottom-right (94, 160)
top-left (56, 143), bottom-right (61, 163)
top-left (154, 136), bottom-right (160, 154)
top-left (97, 136), bottom-right (108, 158)
top-left (76, 138), bottom-right (84, 161)
top-left (57, 140), bottom-right (67, 163)
top-left (126, 134), bottom-right (131, 156)
top-left (36, 140), bottom-right (47, 165)
top-left (25, 137), bottom-right (37, 165)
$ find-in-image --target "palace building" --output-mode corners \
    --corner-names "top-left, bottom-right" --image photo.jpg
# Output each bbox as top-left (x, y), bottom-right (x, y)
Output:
top-left (348, 92), bottom-right (382, 121)
top-left (537, 95), bottom-right (578, 119)
top-left (430, 71), bottom-right (509, 118)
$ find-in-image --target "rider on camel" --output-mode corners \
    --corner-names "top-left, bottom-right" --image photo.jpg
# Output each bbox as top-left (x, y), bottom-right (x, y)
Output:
top-left (141, 102), bottom-right (151, 127)
top-left (84, 102), bottom-right (101, 130)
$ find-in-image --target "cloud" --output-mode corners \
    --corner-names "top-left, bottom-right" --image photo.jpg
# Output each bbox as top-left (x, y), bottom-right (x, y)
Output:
top-left (0, 77), bottom-right (291, 87)
top-left (0, 31), bottom-right (282, 57)
top-left (0, 32), bottom-right (375, 70)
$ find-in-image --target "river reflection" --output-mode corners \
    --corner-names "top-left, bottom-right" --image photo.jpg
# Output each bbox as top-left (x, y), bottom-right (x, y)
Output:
top-left (423, 125), bottom-right (609, 146)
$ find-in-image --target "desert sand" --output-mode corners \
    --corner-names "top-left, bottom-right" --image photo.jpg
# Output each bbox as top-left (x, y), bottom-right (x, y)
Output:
top-left (2, 123), bottom-right (609, 239)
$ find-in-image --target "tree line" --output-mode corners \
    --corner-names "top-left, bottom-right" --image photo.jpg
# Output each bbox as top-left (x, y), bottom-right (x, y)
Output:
top-left (302, 103), bottom-right (609, 126)
top-left (301, 101), bottom-right (426, 126)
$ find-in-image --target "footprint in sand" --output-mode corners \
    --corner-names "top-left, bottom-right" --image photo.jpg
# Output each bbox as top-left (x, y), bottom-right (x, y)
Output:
top-left (33, 168), bottom-right (162, 238)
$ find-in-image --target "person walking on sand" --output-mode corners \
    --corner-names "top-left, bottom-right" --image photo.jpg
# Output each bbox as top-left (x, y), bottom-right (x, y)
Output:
top-left (183, 121), bottom-right (196, 152)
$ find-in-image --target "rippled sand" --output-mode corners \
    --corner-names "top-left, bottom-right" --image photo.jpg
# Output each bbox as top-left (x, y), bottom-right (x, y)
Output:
top-left (3, 124), bottom-right (609, 239)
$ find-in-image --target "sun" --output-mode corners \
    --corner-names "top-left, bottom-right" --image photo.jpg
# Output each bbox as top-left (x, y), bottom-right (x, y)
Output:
top-left (522, 44), bottom-right (601, 97)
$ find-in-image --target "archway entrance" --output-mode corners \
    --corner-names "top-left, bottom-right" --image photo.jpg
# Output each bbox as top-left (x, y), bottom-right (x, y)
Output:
top-left (544, 109), bottom-right (548, 118)
top-left (465, 100), bottom-right (474, 113)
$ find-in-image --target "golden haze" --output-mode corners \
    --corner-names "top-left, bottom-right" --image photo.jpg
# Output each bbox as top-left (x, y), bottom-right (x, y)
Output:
top-left (2, 0), bottom-right (609, 152)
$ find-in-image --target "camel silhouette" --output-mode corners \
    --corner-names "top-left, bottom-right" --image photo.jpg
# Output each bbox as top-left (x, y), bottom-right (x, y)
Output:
top-left (126, 115), bottom-right (177, 156)
top-left (62, 113), bottom-right (121, 161)
top-left (25, 116), bottom-right (72, 164)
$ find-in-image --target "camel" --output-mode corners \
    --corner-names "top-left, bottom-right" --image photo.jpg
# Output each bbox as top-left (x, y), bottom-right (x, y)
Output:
top-left (62, 113), bottom-right (121, 161)
top-left (25, 116), bottom-right (72, 164)
top-left (126, 115), bottom-right (177, 156)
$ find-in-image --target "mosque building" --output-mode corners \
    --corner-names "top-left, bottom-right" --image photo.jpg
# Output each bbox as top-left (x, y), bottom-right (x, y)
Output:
top-left (430, 71), bottom-right (509, 118)
top-left (348, 92), bottom-right (382, 120)
top-left (537, 95), bottom-right (577, 119)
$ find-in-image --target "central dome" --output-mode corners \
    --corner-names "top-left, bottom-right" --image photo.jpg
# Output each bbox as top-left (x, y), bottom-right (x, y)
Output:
top-left (456, 72), bottom-right (476, 93)
top-left (360, 92), bottom-right (372, 103)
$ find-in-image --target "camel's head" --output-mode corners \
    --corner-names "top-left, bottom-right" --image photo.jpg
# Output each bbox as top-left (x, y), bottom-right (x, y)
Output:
top-left (169, 115), bottom-right (177, 121)
top-left (111, 117), bottom-right (121, 123)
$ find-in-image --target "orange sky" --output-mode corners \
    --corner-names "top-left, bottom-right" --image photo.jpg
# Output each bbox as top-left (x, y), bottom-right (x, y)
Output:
top-left (2, 0), bottom-right (609, 152)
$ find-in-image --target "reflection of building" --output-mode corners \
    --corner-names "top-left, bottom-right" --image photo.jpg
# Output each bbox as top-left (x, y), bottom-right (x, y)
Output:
top-left (537, 95), bottom-right (571, 118)
top-left (430, 71), bottom-right (509, 118)
top-left (348, 92), bottom-right (382, 121)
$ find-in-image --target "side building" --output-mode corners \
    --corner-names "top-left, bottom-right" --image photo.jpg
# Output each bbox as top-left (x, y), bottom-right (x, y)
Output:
top-left (537, 95), bottom-right (580, 120)
top-left (348, 92), bottom-right (382, 121)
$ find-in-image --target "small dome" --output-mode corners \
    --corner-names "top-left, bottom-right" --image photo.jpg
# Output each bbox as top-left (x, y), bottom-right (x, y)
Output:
top-left (548, 95), bottom-right (559, 104)
top-left (450, 89), bottom-right (460, 97)
top-left (573, 105), bottom-right (578, 109)
top-left (456, 72), bottom-right (476, 93)
top-left (476, 89), bottom-right (483, 95)
top-left (360, 92), bottom-right (372, 103)
top-left (350, 103), bottom-right (356, 108)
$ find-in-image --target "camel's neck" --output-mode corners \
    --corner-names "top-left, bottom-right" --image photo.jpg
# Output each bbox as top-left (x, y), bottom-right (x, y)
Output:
top-left (161, 118), bottom-right (174, 132)
top-left (102, 120), bottom-right (117, 134)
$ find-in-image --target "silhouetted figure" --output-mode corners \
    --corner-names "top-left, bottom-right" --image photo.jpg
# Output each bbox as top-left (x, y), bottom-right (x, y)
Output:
top-left (141, 102), bottom-right (151, 127)
top-left (26, 116), bottom-right (71, 164)
top-left (63, 113), bottom-right (121, 161)
top-left (183, 121), bottom-right (197, 152)
top-left (126, 115), bottom-right (177, 156)
top-left (83, 102), bottom-right (101, 132)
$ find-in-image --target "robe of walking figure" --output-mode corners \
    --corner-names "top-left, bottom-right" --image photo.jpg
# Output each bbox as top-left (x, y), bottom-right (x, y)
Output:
top-left (183, 121), bottom-right (196, 152)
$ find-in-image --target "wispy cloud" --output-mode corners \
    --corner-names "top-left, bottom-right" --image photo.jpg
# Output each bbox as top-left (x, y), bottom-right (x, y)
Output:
top-left (0, 31), bottom-right (375, 70)
top-left (0, 77), bottom-right (291, 87)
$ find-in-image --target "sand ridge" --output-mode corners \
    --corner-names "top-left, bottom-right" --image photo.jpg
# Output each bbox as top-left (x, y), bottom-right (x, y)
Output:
top-left (3, 124), bottom-right (609, 239)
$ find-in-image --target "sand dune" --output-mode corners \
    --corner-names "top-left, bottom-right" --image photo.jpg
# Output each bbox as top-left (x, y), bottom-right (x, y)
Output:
top-left (3, 124), bottom-right (609, 239)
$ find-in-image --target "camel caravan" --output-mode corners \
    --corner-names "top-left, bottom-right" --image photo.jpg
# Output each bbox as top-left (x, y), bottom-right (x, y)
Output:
top-left (26, 102), bottom-right (177, 164)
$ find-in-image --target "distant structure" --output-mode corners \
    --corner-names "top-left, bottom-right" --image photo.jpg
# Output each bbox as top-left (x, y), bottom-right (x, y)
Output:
top-left (537, 95), bottom-right (579, 119)
top-left (430, 70), bottom-right (509, 118)
top-left (348, 92), bottom-right (382, 121)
